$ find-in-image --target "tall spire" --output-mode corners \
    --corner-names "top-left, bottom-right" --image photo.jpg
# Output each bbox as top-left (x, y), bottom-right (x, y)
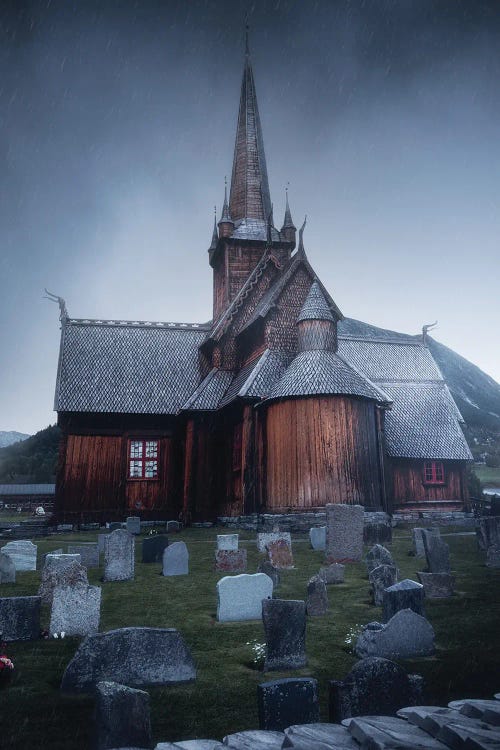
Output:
top-left (209, 206), bottom-right (218, 252)
top-left (229, 28), bottom-right (272, 224)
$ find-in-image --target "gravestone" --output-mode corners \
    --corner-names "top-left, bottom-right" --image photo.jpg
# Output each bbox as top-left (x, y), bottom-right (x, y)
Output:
top-left (309, 527), bottom-right (326, 551)
top-left (262, 599), bottom-right (307, 671)
top-left (476, 516), bottom-right (500, 550)
top-left (369, 564), bottom-right (398, 606)
top-left (257, 677), bottom-right (319, 731)
top-left (283, 724), bottom-right (359, 748)
top-left (422, 530), bottom-right (451, 574)
top-left (142, 535), bottom-right (168, 564)
top-left (49, 582), bottom-right (101, 636)
top-left (266, 538), bottom-right (294, 569)
top-left (67, 543), bottom-right (100, 569)
top-left (126, 516), bottom-right (141, 535)
top-left (0, 552), bottom-right (16, 583)
top-left (306, 575), bottom-right (328, 616)
top-left (108, 522), bottom-right (123, 531)
top-left (413, 527), bottom-right (440, 557)
top-left (56, 524), bottom-right (74, 532)
top-left (382, 579), bottom-right (425, 622)
top-left (61, 626), bottom-right (197, 693)
top-left (326, 504), bottom-right (364, 562)
top-left (365, 544), bottom-right (395, 575)
top-left (95, 680), bottom-right (151, 750)
top-left (222, 731), bottom-right (284, 749)
top-left (417, 572), bottom-right (455, 598)
top-left (355, 608), bottom-right (435, 659)
top-left (329, 657), bottom-right (423, 722)
top-left (38, 555), bottom-right (87, 606)
top-left (162, 541), bottom-right (189, 576)
top-left (43, 548), bottom-right (63, 562)
top-left (166, 520), bottom-right (181, 532)
top-left (257, 532), bottom-right (291, 553)
top-left (0, 540), bottom-right (37, 571)
top-left (486, 545), bottom-right (500, 568)
top-left (364, 521), bottom-right (392, 546)
top-left (103, 529), bottom-right (135, 582)
top-left (217, 534), bottom-right (239, 551)
top-left (319, 562), bottom-right (345, 585)
top-left (0, 595), bottom-right (41, 640)
top-left (216, 573), bottom-right (273, 622)
top-left (97, 533), bottom-right (109, 554)
top-left (215, 549), bottom-right (247, 573)
top-left (258, 560), bottom-right (280, 588)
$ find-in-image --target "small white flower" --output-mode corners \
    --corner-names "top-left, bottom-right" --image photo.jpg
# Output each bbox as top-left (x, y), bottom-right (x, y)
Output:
top-left (60, 631), bottom-right (65, 639)
top-left (53, 633), bottom-right (59, 639)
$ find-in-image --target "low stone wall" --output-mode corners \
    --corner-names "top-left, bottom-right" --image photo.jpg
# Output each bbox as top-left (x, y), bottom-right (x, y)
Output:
top-left (217, 511), bottom-right (392, 533)
top-left (392, 510), bottom-right (476, 527)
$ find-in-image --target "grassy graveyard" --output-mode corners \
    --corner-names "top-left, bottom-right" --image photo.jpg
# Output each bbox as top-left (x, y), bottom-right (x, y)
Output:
top-left (0, 525), bottom-right (499, 749)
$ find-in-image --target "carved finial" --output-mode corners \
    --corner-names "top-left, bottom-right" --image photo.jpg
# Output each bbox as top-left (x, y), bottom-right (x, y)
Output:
top-left (44, 288), bottom-right (68, 322)
top-left (298, 215), bottom-right (307, 252)
top-left (422, 320), bottom-right (438, 346)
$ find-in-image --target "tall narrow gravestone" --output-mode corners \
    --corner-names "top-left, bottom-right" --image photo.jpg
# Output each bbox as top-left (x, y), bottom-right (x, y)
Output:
top-left (422, 530), bottom-right (451, 574)
top-left (326, 504), bottom-right (364, 562)
top-left (0, 552), bottom-right (16, 583)
top-left (103, 529), bottom-right (135, 582)
top-left (142, 535), bottom-right (168, 564)
top-left (262, 599), bottom-right (307, 670)
top-left (162, 541), bottom-right (189, 576)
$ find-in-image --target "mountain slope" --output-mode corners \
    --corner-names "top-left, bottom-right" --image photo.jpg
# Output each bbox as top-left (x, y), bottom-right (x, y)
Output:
top-left (0, 425), bottom-right (61, 483)
top-left (0, 431), bottom-right (30, 448)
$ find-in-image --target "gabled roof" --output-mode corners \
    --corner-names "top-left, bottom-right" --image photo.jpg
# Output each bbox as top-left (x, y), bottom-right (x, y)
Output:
top-left (181, 368), bottom-right (234, 411)
top-left (218, 349), bottom-right (288, 408)
top-left (337, 337), bottom-right (442, 382)
top-left (55, 319), bottom-right (209, 415)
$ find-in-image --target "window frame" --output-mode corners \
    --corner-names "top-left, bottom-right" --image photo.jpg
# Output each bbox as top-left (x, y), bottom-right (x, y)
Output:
top-left (127, 439), bottom-right (160, 481)
top-left (422, 460), bottom-right (446, 486)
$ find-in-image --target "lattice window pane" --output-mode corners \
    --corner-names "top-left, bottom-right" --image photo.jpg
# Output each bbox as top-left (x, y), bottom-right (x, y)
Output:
top-left (130, 460), bottom-right (143, 478)
top-left (145, 441), bottom-right (158, 458)
top-left (130, 441), bottom-right (143, 459)
top-left (145, 460), bottom-right (158, 478)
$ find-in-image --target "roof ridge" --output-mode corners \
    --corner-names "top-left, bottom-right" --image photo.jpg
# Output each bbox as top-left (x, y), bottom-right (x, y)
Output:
top-left (67, 318), bottom-right (210, 330)
top-left (338, 334), bottom-right (422, 346)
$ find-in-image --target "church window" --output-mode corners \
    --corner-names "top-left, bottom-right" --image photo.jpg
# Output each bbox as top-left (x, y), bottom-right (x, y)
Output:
top-left (128, 440), bottom-right (159, 479)
top-left (423, 461), bottom-right (445, 485)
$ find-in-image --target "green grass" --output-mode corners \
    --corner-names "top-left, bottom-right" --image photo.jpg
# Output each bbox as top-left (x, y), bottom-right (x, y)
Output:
top-left (0, 527), bottom-right (499, 749)
top-left (474, 465), bottom-right (500, 487)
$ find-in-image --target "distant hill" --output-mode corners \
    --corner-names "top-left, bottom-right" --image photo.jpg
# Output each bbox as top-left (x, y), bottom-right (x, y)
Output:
top-left (0, 425), bottom-right (61, 483)
top-left (0, 431), bottom-right (30, 448)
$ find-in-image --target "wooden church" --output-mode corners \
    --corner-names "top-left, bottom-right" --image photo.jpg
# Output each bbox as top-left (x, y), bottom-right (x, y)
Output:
top-left (53, 40), bottom-right (472, 523)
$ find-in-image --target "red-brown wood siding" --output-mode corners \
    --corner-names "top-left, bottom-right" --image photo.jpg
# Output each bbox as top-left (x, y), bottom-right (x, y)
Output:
top-left (265, 396), bottom-right (382, 511)
top-left (390, 459), bottom-right (467, 508)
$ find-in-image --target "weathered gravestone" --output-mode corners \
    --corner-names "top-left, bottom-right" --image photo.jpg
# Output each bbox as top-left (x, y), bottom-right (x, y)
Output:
top-left (309, 526), bottom-right (326, 551)
top-left (67, 543), bottom-right (100, 569)
top-left (266, 538), bottom-right (294, 569)
top-left (262, 599), bottom-right (307, 671)
top-left (364, 521), bottom-right (392, 546)
top-left (365, 544), bottom-right (395, 575)
top-left (97, 533), bottom-right (109, 554)
top-left (413, 527), bottom-right (440, 557)
top-left (382, 579), bottom-right (425, 622)
top-left (162, 541), bottom-right (189, 576)
top-left (49, 582), bottom-right (101, 636)
top-left (355, 608), bottom-right (435, 659)
top-left (0, 552), bottom-right (16, 583)
top-left (61, 626), bottom-right (196, 692)
top-left (326, 504), bottom-right (364, 562)
top-left (222, 731), bottom-right (284, 749)
top-left (369, 564), bottom-right (398, 606)
top-left (328, 656), bottom-right (423, 722)
top-left (0, 540), bottom-right (37, 571)
top-left (476, 516), bottom-right (500, 551)
top-left (56, 524), bottom-right (74, 532)
top-left (257, 532), bottom-right (291, 553)
top-left (215, 549), bottom-right (247, 573)
top-left (258, 677), bottom-right (320, 731)
top-left (422, 530), bottom-right (451, 574)
top-left (417, 572), bottom-right (455, 598)
top-left (0, 595), bottom-right (41, 640)
top-left (217, 573), bottom-right (273, 622)
top-left (282, 723), bottom-right (359, 748)
top-left (43, 548), bottom-right (63, 562)
top-left (95, 680), bottom-right (151, 750)
top-left (103, 529), bottom-right (135, 582)
top-left (108, 522), bottom-right (123, 531)
top-left (142, 534), bottom-right (168, 564)
top-left (38, 555), bottom-right (87, 606)
top-left (486, 545), bottom-right (500, 568)
top-left (258, 560), bottom-right (280, 589)
top-left (306, 575), bottom-right (328, 616)
top-left (217, 534), bottom-right (239, 551)
top-left (166, 520), bottom-right (181, 532)
top-left (319, 562), bottom-right (345, 585)
top-left (126, 516), bottom-right (141, 535)
top-left (156, 741), bottom-right (225, 749)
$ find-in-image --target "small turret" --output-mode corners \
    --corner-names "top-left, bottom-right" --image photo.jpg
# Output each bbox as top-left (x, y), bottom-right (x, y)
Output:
top-left (218, 178), bottom-right (234, 238)
top-left (281, 187), bottom-right (296, 245)
top-left (297, 280), bottom-right (338, 352)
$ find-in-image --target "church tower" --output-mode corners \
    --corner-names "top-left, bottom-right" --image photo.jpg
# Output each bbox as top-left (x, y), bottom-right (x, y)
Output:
top-left (209, 33), bottom-right (295, 321)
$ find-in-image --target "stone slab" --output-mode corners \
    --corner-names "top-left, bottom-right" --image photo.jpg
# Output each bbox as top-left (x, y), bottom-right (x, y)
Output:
top-left (347, 715), bottom-right (449, 749)
top-left (0, 551), bottom-right (16, 583)
top-left (355, 608), bottom-right (435, 659)
top-left (258, 560), bottom-right (280, 588)
top-left (95, 680), bottom-right (151, 750)
top-left (162, 541), bottom-right (189, 576)
top-left (257, 677), bottom-right (319, 731)
top-left (49, 582), bottom-right (101, 636)
top-left (217, 534), bottom-right (239, 551)
top-left (262, 599), bottom-right (306, 671)
top-left (476, 516), bottom-right (500, 551)
top-left (309, 527), bottom-right (326, 551)
top-left (266, 539), bottom-right (294, 569)
top-left (325, 504), bottom-right (364, 562)
top-left (364, 521), bottom-right (392, 546)
top-left (365, 544), bottom-right (394, 575)
top-left (422, 530), bottom-right (451, 574)
top-left (217, 573), bottom-right (273, 622)
top-left (382, 579), bottom-right (425, 622)
top-left (38, 556), bottom-right (88, 606)
top-left (222, 730), bottom-right (284, 749)
top-left (412, 527), bottom-right (440, 557)
top-left (61, 626), bottom-right (196, 693)
top-left (283, 723), bottom-right (359, 749)
top-left (215, 549), bottom-right (247, 573)
top-left (104, 529), bottom-right (135, 582)
top-left (0, 540), bottom-right (37, 571)
top-left (97, 533), bottom-right (110, 553)
top-left (142, 535), bottom-right (169, 564)
top-left (319, 562), bottom-right (345, 585)
top-left (67, 543), bottom-right (100, 569)
top-left (126, 517), bottom-right (141, 535)
top-left (417, 572), bottom-right (455, 598)
top-left (369, 564), bottom-right (398, 607)
top-left (306, 575), bottom-right (328, 616)
top-left (0, 595), bottom-right (41, 640)
top-left (257, 532), bottom-right (291, 553)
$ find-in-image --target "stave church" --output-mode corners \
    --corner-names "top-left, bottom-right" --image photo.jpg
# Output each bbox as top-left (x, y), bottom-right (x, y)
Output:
top-left (52, 38), bottom-right (472, 523)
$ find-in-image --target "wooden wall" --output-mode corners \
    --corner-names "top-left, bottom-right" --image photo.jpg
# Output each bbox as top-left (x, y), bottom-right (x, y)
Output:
top-left (390, 459), bottom-right (467, 507)
top-left (265, 395), bottom-right (383, 511)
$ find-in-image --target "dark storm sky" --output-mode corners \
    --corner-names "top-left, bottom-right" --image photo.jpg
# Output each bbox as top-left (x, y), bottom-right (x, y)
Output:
top-left (1, 0), bottom-right (499, 434)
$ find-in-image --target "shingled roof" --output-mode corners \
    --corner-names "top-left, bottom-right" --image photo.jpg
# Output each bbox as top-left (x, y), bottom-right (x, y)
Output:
top-left (55, 319), bottom-right (209, 415)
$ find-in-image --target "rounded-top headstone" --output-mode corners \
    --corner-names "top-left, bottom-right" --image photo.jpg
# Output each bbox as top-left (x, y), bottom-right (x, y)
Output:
top-left (216, 573), bottom-right (273, 622)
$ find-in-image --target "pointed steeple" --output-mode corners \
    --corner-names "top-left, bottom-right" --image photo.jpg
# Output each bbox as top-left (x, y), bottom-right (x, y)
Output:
top-left (218, 177), bottom-right (234, 238)
top-left (229, 29), bottom-right (272, 225)
top-left (281, 187), bottom-right (296, 244)
top-left (209, 206), bottom-right (218, 252)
